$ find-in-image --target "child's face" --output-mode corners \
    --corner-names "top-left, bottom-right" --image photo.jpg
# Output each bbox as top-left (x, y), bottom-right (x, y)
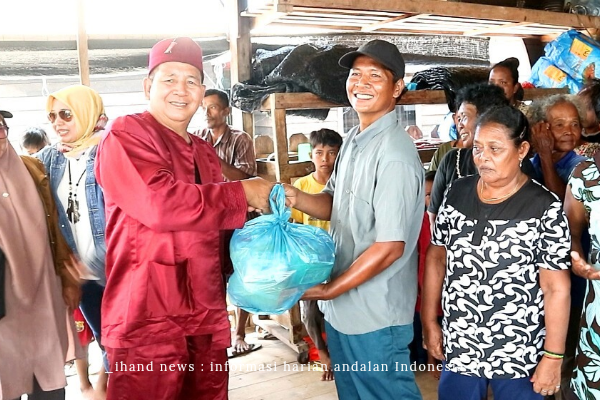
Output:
top-left (311, 144), bottom-right (339, 175)
top-left (425, 179), bottom-right (434, 209)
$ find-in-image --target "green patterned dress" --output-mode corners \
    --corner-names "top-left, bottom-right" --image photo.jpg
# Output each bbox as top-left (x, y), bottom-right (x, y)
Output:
top-left (569, 159), bottom-right (600, 399)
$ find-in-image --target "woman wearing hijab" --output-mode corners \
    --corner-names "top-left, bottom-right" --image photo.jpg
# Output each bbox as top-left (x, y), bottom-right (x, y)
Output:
top-left (36, 85), bottom-right (109, 399)
top-left (0, 109), bottom-right (81, 400)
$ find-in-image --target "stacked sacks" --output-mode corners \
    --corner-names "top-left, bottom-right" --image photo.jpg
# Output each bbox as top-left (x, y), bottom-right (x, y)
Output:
top-left (529, 56), bottom-right (583, 94)
top-left (529, 29), bottom-right (598, 93)
top-left (545, 30), bottom-right (600, 81)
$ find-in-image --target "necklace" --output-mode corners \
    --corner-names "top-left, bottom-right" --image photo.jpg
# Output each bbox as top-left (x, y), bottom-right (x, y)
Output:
top-left (456, 149), bottom-right (462, 178)
top-left (66, 160), bottom-right (87, 224)
top-left (479, 177), bottom-right (523, 203)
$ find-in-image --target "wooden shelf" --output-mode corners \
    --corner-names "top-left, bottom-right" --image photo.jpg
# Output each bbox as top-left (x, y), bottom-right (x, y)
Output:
top-left (260, 88), bottom-right (569, 111)
top-left (241, 0), bottom-right (576, 183)
top-left (245, 0), bottom-right (600, 38)
top-left (257, 159), bottom-right (315, 182)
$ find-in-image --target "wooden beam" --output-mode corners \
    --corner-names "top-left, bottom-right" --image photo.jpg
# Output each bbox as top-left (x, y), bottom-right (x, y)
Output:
top-left (76, 0), bottom-right (90, 86)
top-left (281, 162), bottom-right (315, 180)
top-left (247, 4), bottom-right (293, 29)
top-left (464, 21), bottom-right (532, 36)
top-left (361, 13), bottom-right (416, 32)
top-left (276, 0), bottom-right (600, 29)
top-left (229, 0), bottom-right (253, 132)
top-left (261, 88), bottom-right (569, 110)
top-left (522, 87), bottom-right (568, 100)
top-left (271, 104), bottom-right (290, 181)
top-left (263, 92), bottom-right (341, 110)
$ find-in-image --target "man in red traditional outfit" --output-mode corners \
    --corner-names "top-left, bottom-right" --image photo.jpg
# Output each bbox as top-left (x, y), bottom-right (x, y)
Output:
top-left (95, 37), bottom-right (272, 400)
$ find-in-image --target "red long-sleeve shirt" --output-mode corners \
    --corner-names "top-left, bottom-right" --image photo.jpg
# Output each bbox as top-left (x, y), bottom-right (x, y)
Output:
top-left (95, 111), bottom-right (247, 349)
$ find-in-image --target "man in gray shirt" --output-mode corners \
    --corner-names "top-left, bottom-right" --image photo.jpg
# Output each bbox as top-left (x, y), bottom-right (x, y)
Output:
top-left (285, 39), bottom-right (424, 399)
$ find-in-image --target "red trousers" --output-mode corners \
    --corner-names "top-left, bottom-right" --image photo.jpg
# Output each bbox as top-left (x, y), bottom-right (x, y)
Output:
top-left (106, 335), bottom-right (228, 400)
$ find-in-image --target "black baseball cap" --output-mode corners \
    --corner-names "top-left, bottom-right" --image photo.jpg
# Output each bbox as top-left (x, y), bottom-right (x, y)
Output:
top-left (339, 39), bottom-right (405, 80)
top-left (0, 110), bottom-right (12, 119)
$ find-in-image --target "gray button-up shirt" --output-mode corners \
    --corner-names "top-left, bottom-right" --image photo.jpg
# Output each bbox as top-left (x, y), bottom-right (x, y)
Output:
top-left (321, 110), bottom-right (424, 335)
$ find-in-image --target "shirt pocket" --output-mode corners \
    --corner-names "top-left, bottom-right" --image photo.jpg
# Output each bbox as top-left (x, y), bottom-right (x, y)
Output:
top-left (145, 259), bottom-right (193, 318)
top-left (349, 191), bottom-right (375, 234)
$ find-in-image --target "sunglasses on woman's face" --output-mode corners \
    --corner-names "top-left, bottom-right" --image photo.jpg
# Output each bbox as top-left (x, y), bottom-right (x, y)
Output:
top-left (48, 109), bottom-right (74, 123)
top-left (0, 125), bottom-right (8, 139)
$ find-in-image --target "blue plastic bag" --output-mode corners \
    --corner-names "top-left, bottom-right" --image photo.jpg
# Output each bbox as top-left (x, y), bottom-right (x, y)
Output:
top-left (545, 29), bottom-right (600, 82)
top-left (227, 184), bottom-right (335, 315)
top-left (529, 56), bottom-right (583, 94)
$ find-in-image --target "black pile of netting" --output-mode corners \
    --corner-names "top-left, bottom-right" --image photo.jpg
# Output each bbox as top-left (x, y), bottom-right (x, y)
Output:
top-left (409, 66), bottom-right (490, 111)
top-left (232, 44), bottom-right (355, 120)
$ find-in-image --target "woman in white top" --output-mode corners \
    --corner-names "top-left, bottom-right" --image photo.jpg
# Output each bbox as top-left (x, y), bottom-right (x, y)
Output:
top-left (36, 85), bottom-right (109, 399)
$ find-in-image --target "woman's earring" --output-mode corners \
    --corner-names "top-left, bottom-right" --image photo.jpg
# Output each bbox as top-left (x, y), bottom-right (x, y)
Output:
top-left (519, 158), bottom-right (523, 168)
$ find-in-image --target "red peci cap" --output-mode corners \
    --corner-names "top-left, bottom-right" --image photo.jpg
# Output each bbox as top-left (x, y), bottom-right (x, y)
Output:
top-left (148, 37), bottom-right (204, 76)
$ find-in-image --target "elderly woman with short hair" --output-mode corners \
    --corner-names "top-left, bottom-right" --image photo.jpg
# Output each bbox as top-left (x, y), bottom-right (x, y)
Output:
top-left (528, 96), bottom-right (589, 399)
top-left (423, 106), bottom-right (571, 400)
top-left (528, 94), bottom-right (587, 200)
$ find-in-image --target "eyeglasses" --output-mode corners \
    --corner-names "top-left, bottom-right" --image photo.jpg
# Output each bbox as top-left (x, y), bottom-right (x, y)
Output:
top-left (48, 109), bottom-right (74, 123)
top-left (0, 125), bottom-right (8, 139)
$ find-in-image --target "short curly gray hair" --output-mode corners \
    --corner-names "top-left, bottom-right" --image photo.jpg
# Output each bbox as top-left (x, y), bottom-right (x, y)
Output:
top-left (528, 94), bottom-right (586, 125)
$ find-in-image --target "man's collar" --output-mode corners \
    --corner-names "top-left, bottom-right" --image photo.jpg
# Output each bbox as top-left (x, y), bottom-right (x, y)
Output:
top-left (209, 125), bottom-right (232, 146)
top-left (353, 110), bottom-right (398, 150)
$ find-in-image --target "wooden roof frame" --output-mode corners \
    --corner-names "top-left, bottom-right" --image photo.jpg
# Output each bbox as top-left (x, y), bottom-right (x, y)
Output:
top-left (244, 0), bottom-right (600, 37)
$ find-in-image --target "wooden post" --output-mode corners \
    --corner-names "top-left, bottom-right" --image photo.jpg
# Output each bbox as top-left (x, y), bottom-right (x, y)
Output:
top-left (76, 0), bottom-right (90, 86)
top-left (271, 102), bottom-right (290, 183)
top-left (229, 0), bottom-right (253, 135)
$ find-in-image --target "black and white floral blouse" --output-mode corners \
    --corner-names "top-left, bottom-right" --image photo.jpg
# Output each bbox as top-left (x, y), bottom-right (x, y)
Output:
top-left (432, 175), bottom-right (571, 379)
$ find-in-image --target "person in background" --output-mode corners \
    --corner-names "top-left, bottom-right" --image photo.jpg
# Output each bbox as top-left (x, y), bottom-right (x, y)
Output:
top-left (430, 65), bottom-right (523, 174)
top-left (194, 88), bottom-right (260, 359)
top-left (575, 79), bottom-right (600, 157)
top-left (435, 109), bottom-right (459, 142)
top-left (0, 109), bottom-right (82, 400)
top-left (489, 57), bottom-right (527, 113)
top-left (94, 37), bottom-right (272, 400)
top-left (195, 89), bottom-right (256, 181)
top-left (566, 152), bottom-right (600, 399)
top-left (285, 39), bottom-right (423, 400)
top-left (427, 105), bottom-right (460, 173)
top-left (427, 83), bottom-right (511, 227)
top-left (410, 170), bottom-right (441, 377)
top-left (564, 83), bottom-right (600, 399)
top-left (528, 94), bottom-right (587, 400)
top-left (21, 126), bottom-right (50, 155)
top-left (423, 105), bottom-right (571, 400)
top-left (528, 94), bottom-right (587, 200)
top-left (291, 127), bottom-right (343, 381)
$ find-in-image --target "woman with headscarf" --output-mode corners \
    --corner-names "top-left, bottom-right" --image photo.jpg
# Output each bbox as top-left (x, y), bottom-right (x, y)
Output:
top-left (36, 84), bottom-right (109, 399)
top-left (0, 109), bottom-right (81, 399)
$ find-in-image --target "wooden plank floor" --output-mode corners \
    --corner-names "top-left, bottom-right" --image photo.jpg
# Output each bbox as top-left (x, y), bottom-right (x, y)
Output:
top-left (228, 332), bottom-right (440, 400)
top-left (64, 332), bottom-right (441, 400)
